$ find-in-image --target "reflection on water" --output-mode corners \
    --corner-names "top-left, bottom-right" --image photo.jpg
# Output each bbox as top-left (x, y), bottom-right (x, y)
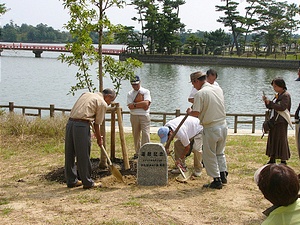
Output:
top-left (1, 50), bottom-right (299, 129)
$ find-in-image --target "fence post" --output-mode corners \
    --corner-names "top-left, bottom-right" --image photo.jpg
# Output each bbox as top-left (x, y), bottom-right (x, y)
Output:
top-left (252, 116), bottom-right (255, 133)
top-left (234, 115), bottom-right (238, 133)
top-left (50, 104), bottom-right (55, 117)
top-left (9, 102), bottom-right (14, 113)
top-left (175, 109), bottom-right (181, 117)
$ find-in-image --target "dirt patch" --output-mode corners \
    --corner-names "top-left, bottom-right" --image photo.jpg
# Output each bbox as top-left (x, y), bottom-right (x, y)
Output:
top-left (2, 134), bottom-right (292, 225)
top-left (44, 158), bottom-right (139, 186)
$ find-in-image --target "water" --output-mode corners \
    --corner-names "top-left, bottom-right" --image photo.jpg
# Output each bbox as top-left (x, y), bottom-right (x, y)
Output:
top-left (1, 45), bottom-right (299, 129)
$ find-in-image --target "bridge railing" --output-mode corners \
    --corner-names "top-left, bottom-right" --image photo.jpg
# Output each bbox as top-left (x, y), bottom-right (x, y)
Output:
top-left (0, 102), bottom-right (294, 134)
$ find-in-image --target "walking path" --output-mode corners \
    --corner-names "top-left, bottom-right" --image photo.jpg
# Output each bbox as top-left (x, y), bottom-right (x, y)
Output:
top-left (107, 126), bottom-right (296, 137)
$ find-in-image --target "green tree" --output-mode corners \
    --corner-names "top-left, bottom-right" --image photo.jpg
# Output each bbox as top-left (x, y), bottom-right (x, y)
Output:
top-left (184, 34), bottom-right (202, 55)
top-left (155, 0), bottom-right (185, 54)
top-left (216, 0), bottom-right (246, 55)
top-left (114, 26), bottom-right (145, 53)
top-left (1, 22), bottom-right (18, 41)
top-left (131, 0), bottom-right (185, 54)
top-left (251, 0), bottom-right (300, 55)
top-left (204, 29), bottom-right (231, 55)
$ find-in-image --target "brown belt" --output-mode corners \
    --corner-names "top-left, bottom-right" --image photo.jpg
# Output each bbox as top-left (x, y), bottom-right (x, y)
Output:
top-left (69, 118), bottom-right (90, 123)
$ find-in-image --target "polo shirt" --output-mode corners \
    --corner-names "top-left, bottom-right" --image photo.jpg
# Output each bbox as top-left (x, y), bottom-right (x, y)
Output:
top-left (193, 82), bottom-right (226, 128)
top-left (69, 92), bottom-right (107, 125)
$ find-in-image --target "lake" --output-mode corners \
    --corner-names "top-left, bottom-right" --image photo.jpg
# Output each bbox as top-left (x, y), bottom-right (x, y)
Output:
top-left (1, 45), bottom-right (299, 129)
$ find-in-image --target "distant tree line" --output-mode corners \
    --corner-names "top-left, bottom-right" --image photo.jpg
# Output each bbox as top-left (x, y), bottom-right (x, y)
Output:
top-left (0, 22), bottom-right (72, 43)
top-left (1, 0), bottom-right (300, 56)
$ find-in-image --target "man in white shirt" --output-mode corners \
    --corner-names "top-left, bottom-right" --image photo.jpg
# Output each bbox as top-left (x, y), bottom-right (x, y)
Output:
top-left (157, 115), bottom-right (203, 177)
top-left (127, 76), bottom-right (151, 159)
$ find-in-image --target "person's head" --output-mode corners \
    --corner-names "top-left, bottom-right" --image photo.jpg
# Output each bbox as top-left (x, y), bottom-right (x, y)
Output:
top-left (206, 69), bottom-right (218, 85)
top-left (190, 71), bottom-right (206, 90)
top-left (130, 75), bottom-right (141, 91)
top-left (271, 77), bottom-right (287, 93)
top-left (157, 126), bottom-right (172, 144)
top-left (256, 164), bottom-right (299, 206)
top-left (102, 88), bottom-right (116, 106)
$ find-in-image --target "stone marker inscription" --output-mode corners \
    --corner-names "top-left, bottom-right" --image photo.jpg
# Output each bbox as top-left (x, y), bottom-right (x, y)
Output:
top-left (137, 143), bottom-right (168, 186)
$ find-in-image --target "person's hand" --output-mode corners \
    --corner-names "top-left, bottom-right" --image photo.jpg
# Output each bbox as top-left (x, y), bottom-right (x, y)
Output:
top-left (128, 103), bottom-right (135, 110)
top-left (97, 136), bottom-right (103, 146)
top-left (186, 108), bottom-right (192, 114)
top-left (175, 159), bottom-right (181, 166)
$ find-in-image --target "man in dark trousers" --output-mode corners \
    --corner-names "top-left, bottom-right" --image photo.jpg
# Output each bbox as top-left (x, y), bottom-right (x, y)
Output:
top-left (65, 88), bottom-right (116, 189)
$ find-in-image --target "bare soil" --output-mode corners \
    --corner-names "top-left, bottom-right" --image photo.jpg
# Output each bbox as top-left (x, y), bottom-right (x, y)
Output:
top-left (0, 151), bottom-right (271, 225)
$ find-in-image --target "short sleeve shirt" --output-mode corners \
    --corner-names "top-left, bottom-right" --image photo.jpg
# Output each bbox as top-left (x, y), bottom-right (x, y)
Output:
top-left (127, 86), bottom-right (151, 116)
top-left (193, 82), bottom-right (226, 128)
top-left (165, 115), bottom-right (203, 147)
top-left (69, 92), bottom-right (108, 125)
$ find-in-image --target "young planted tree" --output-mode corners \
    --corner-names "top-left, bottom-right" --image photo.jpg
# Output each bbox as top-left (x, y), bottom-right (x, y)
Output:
top-left (59, 0), bottom-right (142, 163)
top-left (59, 0), bottom-right (142, 96)
top-left (0, 3), bottom-right (8, 16)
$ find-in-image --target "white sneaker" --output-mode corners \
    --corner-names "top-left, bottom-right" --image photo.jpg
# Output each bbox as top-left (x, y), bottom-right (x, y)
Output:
top-left (193, 171), bottom-right (202, 177)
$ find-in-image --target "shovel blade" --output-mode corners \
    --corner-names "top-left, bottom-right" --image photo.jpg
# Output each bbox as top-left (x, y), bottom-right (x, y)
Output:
top-left (109, 165), bottom-right (124, 183)
top-left (175, 170), bottom-right (192, 183)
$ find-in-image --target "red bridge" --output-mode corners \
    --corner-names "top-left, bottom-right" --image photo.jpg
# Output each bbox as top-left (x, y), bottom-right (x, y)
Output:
top-left (0, 43), bottom-right (125, 57)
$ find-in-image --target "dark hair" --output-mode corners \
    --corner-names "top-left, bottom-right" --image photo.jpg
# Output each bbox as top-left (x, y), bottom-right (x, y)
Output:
top-left (271, 77), bottom-right (287, 90)
top-left (206, 69), bottom-right (218, 78)
top-left (258, 164), bottom-right (299, 206)
top-left (102, 88), bottom-right (116, 99)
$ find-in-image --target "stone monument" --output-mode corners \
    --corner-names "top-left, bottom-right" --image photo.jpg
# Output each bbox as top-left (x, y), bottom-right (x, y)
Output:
top-left (137, 143), bottom-right (168, 186)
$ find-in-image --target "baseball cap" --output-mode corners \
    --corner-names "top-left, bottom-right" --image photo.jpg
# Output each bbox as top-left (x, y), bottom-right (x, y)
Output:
top-left (130, 75), bottom-right (140, 84)
top-left (157, 126), bottom-right (170, 144)
top-left (190, 71), bottom-right (206, 82)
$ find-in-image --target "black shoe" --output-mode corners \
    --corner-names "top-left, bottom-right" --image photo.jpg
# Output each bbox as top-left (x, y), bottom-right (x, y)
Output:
top-left (203, 179), bottom-right (222, 189)
top-left (220, 171), bottom-right (228, 184)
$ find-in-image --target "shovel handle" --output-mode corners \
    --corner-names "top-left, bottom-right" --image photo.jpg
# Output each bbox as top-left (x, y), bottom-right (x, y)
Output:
top-left (169, 153), bottom-right (187, 179)
top-left (100, 145), bottom-right (113, 166)
top-left (164, 114), bottom-right (189, 150)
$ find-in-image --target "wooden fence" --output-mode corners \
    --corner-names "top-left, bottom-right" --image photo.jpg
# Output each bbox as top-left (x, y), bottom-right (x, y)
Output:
top-left (1, 101), bottom-right (293, 134)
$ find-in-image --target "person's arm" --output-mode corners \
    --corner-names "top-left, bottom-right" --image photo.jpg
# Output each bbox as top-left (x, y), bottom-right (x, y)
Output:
top-left (93, 123), bottom-right (103, 146)
top-left (268, 93), bottom-right (289, 111)
top-left (187, 107), bottom-right (199, 118)
top-left (175, 145), bottom-right (190, 166)
top-left (188, 98), bottom-right (194, 104)
top-left (128, 100), bottom-right (150, 110)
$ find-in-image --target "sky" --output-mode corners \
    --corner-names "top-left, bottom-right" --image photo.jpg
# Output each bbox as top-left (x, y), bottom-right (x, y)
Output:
top-left (1, 0), bottom-right (300, 33)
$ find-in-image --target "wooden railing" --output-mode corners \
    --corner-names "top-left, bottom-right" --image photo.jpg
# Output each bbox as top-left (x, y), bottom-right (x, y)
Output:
top-left (0, 102), bottom-right (295, 133)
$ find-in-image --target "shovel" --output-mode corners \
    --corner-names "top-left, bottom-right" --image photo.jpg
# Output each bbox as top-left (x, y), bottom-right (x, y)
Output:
top-left (164, 114), bottom-right (191, 182)
top-left (100, 145), bottom-right (124, 183)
